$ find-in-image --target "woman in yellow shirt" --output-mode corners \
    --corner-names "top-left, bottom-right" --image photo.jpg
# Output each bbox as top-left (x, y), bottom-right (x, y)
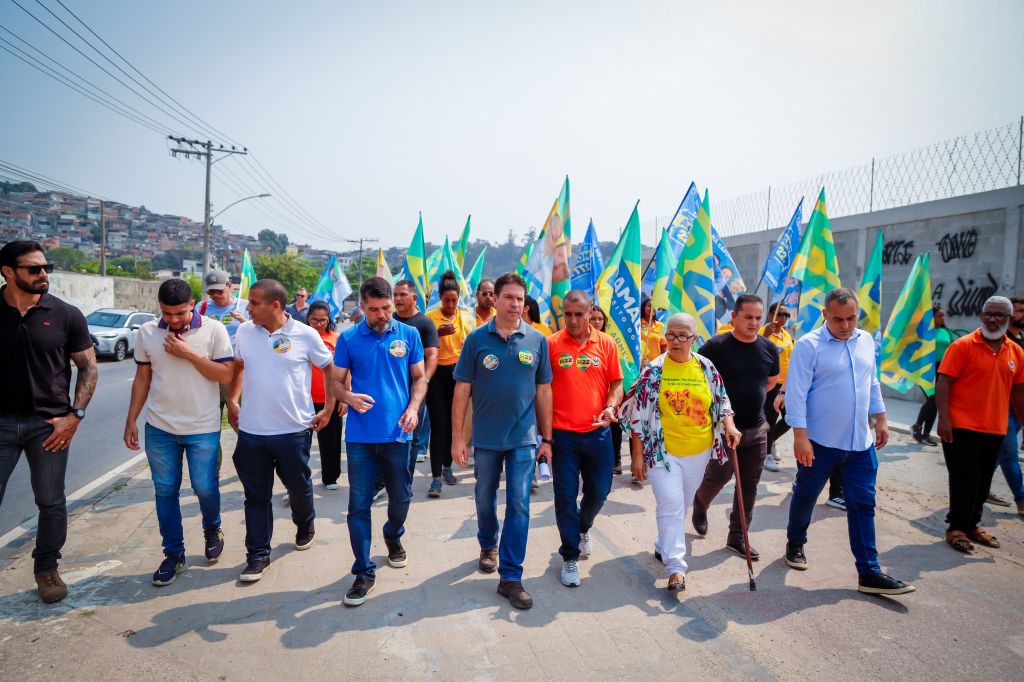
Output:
top-left (522, 295), bottom-right (553, 336)
top-left (425, 271), bottom-right (472, 498)
top-left (641, 297), bottom-right (667, 364)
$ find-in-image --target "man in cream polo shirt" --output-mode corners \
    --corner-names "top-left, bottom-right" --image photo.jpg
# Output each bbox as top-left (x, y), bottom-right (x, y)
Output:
top-left (227, 279), bottom-right (335, 583)
top-left (124, 278), bottom-right (234, 587)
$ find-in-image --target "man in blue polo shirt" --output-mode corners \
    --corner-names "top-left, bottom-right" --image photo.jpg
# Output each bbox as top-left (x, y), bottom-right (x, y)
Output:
top-left (451, 272), bottom-right (553, 610)
top-left (332, 277), bottom-right (426, 607)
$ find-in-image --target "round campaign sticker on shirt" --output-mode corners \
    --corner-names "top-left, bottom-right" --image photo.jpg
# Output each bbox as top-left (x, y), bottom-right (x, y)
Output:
top-left (576, 355), bottom-right (592, 371)
top-left (518, 350), bottom-right (534, 365)
top-left (558, 353), bottom-right (573, 369)
top-left (482, 354), bottom-right (499, 370)
top-left (389, 340), bottom-right (407, 358)
top-left (221, 315), bottom-right (233, 325)
top-left (271, 336), bottom-right (292, 354)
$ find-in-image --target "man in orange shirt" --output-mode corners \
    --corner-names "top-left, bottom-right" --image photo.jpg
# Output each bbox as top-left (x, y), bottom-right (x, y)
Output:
top-left (936, 296), bottom-right (1024, 554)
top-left (547, 290), bottom-right (623, 587)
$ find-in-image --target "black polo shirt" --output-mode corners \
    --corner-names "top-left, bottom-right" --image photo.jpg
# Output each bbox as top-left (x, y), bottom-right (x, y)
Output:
top-left (0, 288), bottom-right (92, 418)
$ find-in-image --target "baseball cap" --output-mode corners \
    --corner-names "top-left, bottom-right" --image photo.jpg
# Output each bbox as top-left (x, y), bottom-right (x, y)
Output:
top-left (204, 269), bottom-right (231, 293)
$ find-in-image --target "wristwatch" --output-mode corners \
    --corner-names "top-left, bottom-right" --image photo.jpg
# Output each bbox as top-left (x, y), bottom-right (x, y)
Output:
top-left (71, 408), bottom-right (86, 420)
top-left (541, 437), bottom-right (553, 445)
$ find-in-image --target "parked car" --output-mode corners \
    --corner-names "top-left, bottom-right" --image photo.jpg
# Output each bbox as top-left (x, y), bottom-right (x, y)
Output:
top-left (87, 308), bottom-right (157, 361)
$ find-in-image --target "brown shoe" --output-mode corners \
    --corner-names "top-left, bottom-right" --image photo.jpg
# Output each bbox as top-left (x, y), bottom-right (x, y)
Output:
top-left (478, 547), bottom-right (498, 574)
top-left (497, 580), bottom-right (533, 610)
top-left (35, 569), bottom-right (68, 604)
top-left (1017, 499), bottom-right (1024, 517)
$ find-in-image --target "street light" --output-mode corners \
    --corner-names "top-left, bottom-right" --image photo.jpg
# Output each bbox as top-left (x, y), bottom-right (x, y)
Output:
top-left (212, 193), bottom-right (271, 221)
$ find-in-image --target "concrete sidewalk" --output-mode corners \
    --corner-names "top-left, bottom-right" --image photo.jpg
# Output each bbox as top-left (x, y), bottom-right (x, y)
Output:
top-left (1, 418), bottom-right (1022, 680)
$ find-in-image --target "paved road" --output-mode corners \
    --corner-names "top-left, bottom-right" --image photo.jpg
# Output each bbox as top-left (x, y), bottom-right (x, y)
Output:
top-left (0, 357), bottom-right (144, 538)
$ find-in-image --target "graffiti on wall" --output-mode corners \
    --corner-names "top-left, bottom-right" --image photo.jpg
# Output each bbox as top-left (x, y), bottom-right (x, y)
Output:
top-left (882, 240), bottom-right (914, 265)
top-left (935, 228), bottom-right (978, 263)
top-left (932, 272), bottom-right (998, 317)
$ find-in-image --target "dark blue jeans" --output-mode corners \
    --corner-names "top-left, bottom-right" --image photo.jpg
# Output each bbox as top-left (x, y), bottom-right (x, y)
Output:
top-left (144, 424), bottom-right (221, 557)
top-left (474, 446), bottom-right (535, 582)
top-left (997, 412), bottom-right (1024, 503)
top-left (552, 427), bottom-right (614, 561)
top-left (0, 413), bottom-right (68, 573)
top-left (346, 441), bottom-right (412, 579)
top-left (232, 429), bottom-right (315, 562)
top-left (787, 441), bottom-right (881, 575)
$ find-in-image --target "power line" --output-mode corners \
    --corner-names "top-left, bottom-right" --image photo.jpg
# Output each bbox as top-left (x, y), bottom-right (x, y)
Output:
top-left (227, 157), bottom-right (340, 241)
top-left (0, 158), bottom-right (107, 198)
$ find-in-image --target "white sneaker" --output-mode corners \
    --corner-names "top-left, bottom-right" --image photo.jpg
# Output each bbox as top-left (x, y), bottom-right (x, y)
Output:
top-left (764, 457), bottom-right (780, 472)
top-left (579, 532), bottom-right (592, 558)
top-left (416, 452), bottom-right (426, 463)
top-left (560, 559), bottom-right (581, 587)
top-left (282, 493), bottom-right (290, 507)
top-left (325, 483), bottom-right (339, 490)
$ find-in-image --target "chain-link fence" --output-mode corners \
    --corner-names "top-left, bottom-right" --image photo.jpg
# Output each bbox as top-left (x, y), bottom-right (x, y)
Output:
top-left (641, 116), bottom-right (1023, 242)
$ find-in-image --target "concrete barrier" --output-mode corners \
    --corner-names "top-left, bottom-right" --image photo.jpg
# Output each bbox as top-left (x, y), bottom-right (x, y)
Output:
top-left (47, 272), bottom-right (160, 315)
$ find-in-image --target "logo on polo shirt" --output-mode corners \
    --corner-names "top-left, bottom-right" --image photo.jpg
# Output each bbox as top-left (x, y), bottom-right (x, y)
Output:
top-left (558, 353), bottom-right (573, 369)
top-left (483, 354), bottom-right (499, 370)
top-left (576, 355), bottom-right (592, 370)
top-left (518, 350), bottom-right (534, 365)
top-left (272, 336), bottom-right (292, 354)
top-left (591, 356), bottom-right (601, 368)
top-left (1011, 360), bottom-right (1017, 371)
top-left (389, 340), bottom-right (407, 358)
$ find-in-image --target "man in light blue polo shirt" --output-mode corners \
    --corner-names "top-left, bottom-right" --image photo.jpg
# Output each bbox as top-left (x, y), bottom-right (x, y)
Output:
top-left (452, 272), bottom-right (553, 610)
top-left (333, 277), bottom-right (426, 607)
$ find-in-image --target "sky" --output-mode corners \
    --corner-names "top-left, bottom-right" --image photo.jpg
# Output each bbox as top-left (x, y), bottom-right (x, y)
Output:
top-left (2, 0), bottom-right (1023, 250)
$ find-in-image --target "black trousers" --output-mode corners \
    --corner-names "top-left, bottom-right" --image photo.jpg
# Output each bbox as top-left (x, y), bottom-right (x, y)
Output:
top-left (914, 394), bottom-right (938, 436)
top-left (425, 364), bottom-right (456, 478)
top-left (611, 422), bottom-right (623, 467)
top-left (313, 402), bottom-right (343, 485)
top-left (941, 428), bottom-right (1002, 532)
top-left (693, 422), bottom-right (768, 543)
top-left (764, 385), bottom-right (791, 453)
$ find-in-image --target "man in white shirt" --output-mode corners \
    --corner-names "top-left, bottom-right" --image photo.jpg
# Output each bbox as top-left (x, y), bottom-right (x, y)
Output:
top-left (227, 279), bottom-right (335, 582)
top-left (124, 279), bottom-right (235, 587)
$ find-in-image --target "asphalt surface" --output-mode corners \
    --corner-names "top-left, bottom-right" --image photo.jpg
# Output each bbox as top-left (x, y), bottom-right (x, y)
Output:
top-left (0, 357), bottom-right (144, 538)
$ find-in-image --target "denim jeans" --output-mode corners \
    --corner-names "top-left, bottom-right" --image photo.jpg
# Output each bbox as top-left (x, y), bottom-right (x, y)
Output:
top-left (474, 446), bottom-right (535, 582)
top-left (787, 441), bottom-right (880, 575)
top-left (997, 412), bottom-right (1024, 503)
top-left (0, 413), bottom-right (68, 574)
top-left (346, 441), bottom-right (412, 579)
top-left (232, 429), bottom-right (315, 562)
top-left (552, 427), bottom-right (614, 561)
top-left (144, 424), bottom-right (221, 557)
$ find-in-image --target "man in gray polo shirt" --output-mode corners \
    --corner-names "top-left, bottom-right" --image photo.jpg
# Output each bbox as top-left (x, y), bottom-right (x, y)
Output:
top-left (452, 272), bottom-right (553, 610)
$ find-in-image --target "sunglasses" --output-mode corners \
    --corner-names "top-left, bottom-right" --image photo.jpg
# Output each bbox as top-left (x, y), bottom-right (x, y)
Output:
top-left (773, 312), bottom-right (791, 319)
top-left (16, 263), bottom-right (54, 275)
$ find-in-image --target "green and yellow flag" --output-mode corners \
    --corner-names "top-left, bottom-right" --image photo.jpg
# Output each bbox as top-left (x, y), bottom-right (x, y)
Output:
top-left (402, 214), bottom-right (429, 312)
top-left (859, 230), bottom-right (883, 336)
top-left (880, 252), bottom-right (936, 394)
top-left (668, 190), bottom-right (716, 344)
top-left (454, 215), bottom-right (471, 270)
top-left (790, 188), bottom-right (841, 336)
top-left (650, 227), bottom-right (674, 313)
top-left (596, 203), bottom-right (642, 389)
top-left (547, 177), bottom-right (571, 330)
top-left (465, 245), bottom-right (487, 304)
top-left (237, 248), bottom-right (257, 302)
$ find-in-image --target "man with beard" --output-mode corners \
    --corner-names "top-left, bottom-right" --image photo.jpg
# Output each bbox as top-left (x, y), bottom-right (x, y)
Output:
top-left (124, 278), bottom-right (234, 586)
top-left (0, 241), bottom-right (97, 603)
top-left (936, 296), bottom-right (1024, 552)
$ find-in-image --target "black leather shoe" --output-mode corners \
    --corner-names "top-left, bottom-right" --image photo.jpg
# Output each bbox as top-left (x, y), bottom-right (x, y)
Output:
top-left (692, 511), bottom-right (708, 536)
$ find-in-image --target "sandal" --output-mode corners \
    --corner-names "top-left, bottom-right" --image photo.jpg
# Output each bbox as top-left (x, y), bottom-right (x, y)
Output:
top-left (667, 573), bottom-right (686, 592)
top-left (945, 530), bottom-right (974, 553)
top-left (968, 527), bottom-right (1000, 548)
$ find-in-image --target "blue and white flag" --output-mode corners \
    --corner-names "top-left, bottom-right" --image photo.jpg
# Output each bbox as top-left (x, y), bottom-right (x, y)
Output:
top-left (711, 225), bottom-right (745, 313)
top-left (571, 219), bottom-right (605, 298)
top-left (310, 254), bottom-right (353, 319)
top-left (760, 199), bottom-right (804, 294)
top-left (665, 181), bottom-right (702, 258)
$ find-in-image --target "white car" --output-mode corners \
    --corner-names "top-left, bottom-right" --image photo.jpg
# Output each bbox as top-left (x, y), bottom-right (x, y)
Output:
top-left (87, 308), bottom-right (157, 361)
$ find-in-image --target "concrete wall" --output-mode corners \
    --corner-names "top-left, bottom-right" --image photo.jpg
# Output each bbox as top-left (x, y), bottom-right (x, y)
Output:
top-left (47, 272), bottom-right (160, 315)
top-left (723, 184), bottom-right (1024, 402)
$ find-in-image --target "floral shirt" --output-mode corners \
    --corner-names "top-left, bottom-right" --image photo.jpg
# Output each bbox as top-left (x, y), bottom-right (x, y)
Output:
top-left (620, 353), bottom-right (734, 470)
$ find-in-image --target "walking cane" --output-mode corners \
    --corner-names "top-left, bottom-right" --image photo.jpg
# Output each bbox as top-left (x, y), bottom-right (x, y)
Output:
top-left (729, 447), bottom-right (757, 591)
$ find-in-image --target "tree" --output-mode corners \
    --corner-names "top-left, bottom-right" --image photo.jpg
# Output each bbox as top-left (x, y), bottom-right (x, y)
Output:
top-left (345, 253), bottom-right (383, 288)
top-left (48, 246), bottom-right (85, 271)
top-left (253, 253), bottom-right (320, 298)
top-left (184, 273), bottom-right (204, 302)
top-left (257, 229), bottom-right (290, 255)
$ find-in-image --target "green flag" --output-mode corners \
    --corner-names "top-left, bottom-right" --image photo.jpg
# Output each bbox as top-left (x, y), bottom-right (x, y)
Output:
top-left (465, 245), bottom-right (487, 302)
top-left (454, 215), bottom-right (471, 270)
top-left (790, 188), bottom-right (841, 336)
top-left (880, 253), bottom-right (936, 394)
top-left (402, 214), bottom-right (429, 312)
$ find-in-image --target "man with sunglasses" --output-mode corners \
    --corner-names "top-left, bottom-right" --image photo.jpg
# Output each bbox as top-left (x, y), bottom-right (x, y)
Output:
top-left (285, 287), bottom-right (310, 325)
top-left (761, 303), bottom-right (794, 472)
top-left (936, 296), bottom-right (1024, 553)
top-left (0, 240), bottom-right (98, 604)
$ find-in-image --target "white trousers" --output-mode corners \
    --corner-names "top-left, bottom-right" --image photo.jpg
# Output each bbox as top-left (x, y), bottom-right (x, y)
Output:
top-left (648, 448), bottom-right (713, 577)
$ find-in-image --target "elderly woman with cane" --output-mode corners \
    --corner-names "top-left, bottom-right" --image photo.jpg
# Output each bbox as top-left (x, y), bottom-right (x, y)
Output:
top-left (622, 313), bottom-right (741, 591)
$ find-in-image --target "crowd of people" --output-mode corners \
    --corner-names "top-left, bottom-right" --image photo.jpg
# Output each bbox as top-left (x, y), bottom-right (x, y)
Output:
top-left (2, 239), bottom-right (1023, 609)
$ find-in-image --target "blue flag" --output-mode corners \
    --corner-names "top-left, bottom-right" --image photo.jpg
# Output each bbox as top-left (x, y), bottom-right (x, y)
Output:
top-left (310, 255), bottom-right (353, 319)
top-left (571, 219), bottom-right (605, 298)
top-left (711, 225), bottom-right (745, 313)
top-left (760, 199), bottom-right (804, 294)
top-left (665, 182), bottom-right (702, 258)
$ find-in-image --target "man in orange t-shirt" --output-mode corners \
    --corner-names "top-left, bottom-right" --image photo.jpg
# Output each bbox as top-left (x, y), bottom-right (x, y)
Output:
top-left (936, 296), bottom-right (1024, 553)
top-left (547, 290), bottom-right (623, 587)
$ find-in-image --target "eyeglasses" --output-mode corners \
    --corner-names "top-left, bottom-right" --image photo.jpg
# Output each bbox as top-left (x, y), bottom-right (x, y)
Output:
top-left (665, 332), bottom-right (696, 343)
top-left (308, 317), bottom-right (329, 325)
top-left (981, 312), bottom-right (1009, 320)
top-left (773, 312), bottom-right (791, 319)
top-left (15, 263), bottom-right (54, 275)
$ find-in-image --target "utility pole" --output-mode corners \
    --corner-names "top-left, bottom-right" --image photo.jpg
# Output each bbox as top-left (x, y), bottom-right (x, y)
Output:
top-left (168, 137), bottom-right (248, 275)
top-left (99, 198), bottom-right (106, 276)
top-left (341, 237), bottom-right (379, 291)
